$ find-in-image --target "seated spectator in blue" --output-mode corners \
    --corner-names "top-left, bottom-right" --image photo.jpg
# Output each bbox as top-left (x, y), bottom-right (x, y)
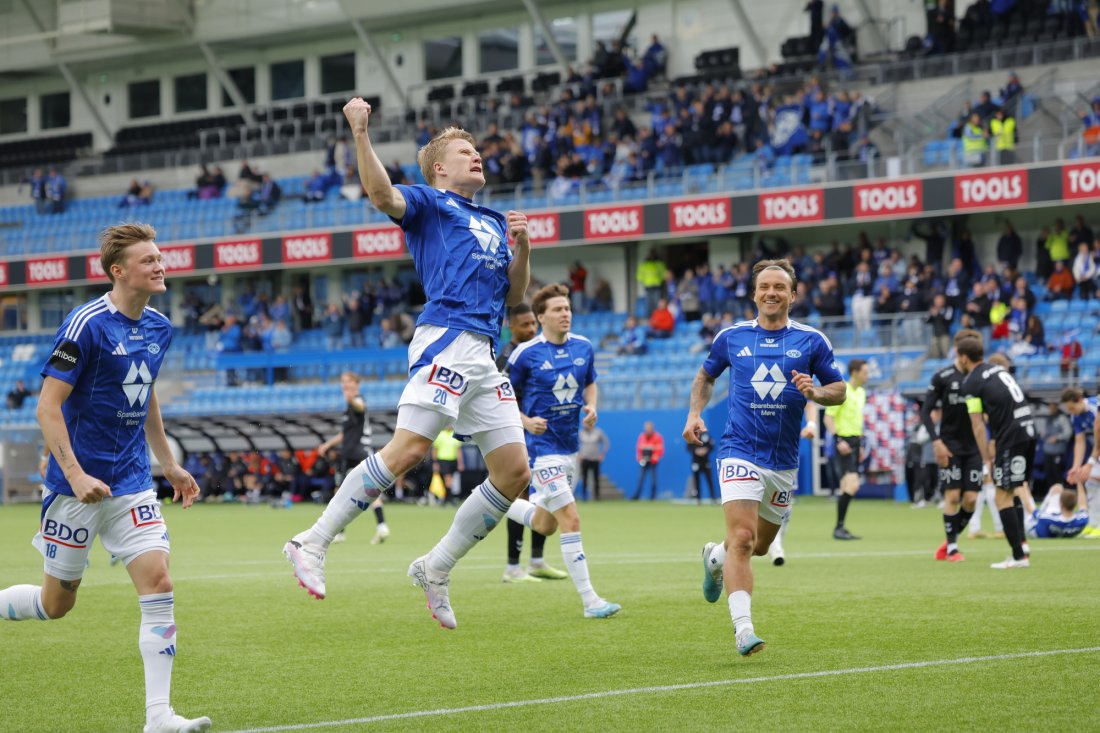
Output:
top-left (322, 303), bottom-right (344, 350)
top-left (118, 178), bottom-right (153, 208)
top-left (1000, 71), bottom-right (1023, 113)
top-left (19, 168), bottom-right (48, 214)
top-left (624, 58), bottom-right (649, 94)
top-left (251, 174), bottom-right (281, 215)
top-left (45, 168), bottom-right (66, 214)
top-left (303, 170), bottom-right (328, 202)
top-left (643, 34), bottom-right (667, 79)
top-left (379, 317), bottom-right (401, 349)
top-left (656, 123), bottom-right (684, 169)
top-left (873, 262), bottom-right (899, 294)
top-left (269, 295), bottom-right (291, 327)
top-left (637, 126), bottom-right (659, 172)
top-left (808, 89), bottom-right (832, 134)
top-left (271, 320), bottom-right (292, 350)
top-left (616, 316), bottom-right (648, 355)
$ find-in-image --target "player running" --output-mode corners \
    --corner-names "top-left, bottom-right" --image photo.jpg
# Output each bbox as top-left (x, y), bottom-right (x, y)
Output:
top-left (957, 337), bottom-right (1037, 569)
top-left (921, 328), bottom-right (985, 562)
top-left (684, 260), bottom-right (845, 656)
top-left (502, 284), bottom-right (621, 618)
top-left (0, 224), bottom-right (210, 733)
top-left (284, 99), bottom-right (532, 630)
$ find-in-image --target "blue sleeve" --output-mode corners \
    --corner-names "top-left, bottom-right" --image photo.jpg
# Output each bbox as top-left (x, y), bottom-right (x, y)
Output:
top-left (702, 330), bottom-right (730, 379)
top-left (810, 334), bottom-right (845, 386)
top-left (391, 184), bottom-right (431, 229)
top-left (41, 314), bottom-right (96, 386)
top-left (506, 347), bottom-right (529, 389)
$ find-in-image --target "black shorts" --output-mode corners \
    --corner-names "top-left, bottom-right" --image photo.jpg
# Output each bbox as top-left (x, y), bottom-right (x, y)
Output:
top-left (835, 436), bottom-right (861, 476)
top-left (938, 452), bottom-right (983, 493)
top-left (993, 440), bottom-right (1036, 490)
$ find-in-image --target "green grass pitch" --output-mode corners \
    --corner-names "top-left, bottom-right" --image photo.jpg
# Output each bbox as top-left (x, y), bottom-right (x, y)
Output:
top-left (2, 496), bottom-right (1099, 732)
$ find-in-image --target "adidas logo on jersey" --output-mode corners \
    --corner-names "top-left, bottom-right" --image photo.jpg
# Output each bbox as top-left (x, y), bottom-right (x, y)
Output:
top-left (446, 197), bottom-right (461, 209)
top-left (750, 363), bottom-right (787, 400)
top-left (736, 346), bottom-right (752, 357)
top-left (539, 360), bottom-right (554, 370)
top-left (112, 342), bottom-right (127, 356)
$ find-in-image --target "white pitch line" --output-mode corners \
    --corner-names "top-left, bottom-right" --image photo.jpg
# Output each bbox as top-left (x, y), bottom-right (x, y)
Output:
top-left (6, 544), bottom-right (1099, 588)
top-left (221, 646), bottom-right (1100, 733)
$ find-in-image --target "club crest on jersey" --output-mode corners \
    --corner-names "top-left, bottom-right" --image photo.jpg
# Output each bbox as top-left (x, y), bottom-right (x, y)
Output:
top-left (428, 365), bottom-right (467, 396)
top-left (148, 343), bottom-right (161, 354)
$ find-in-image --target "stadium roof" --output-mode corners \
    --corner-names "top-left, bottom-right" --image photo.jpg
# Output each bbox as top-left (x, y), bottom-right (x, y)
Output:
top-left (163, 410), bottom-right (398, 456)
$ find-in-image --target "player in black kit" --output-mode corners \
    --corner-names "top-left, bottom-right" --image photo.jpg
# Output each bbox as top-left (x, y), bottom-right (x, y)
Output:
top-left (920, 328), bottom-right (983, 562)
top-left (957, 337), bottom-right (1036, 569)
top-left (318, 372), bottom-right (389, 544)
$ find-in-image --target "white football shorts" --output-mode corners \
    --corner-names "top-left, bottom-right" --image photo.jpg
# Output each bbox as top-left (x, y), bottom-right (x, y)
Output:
top-left (529, 454), bottom-right (578, 513)
top-left (716, 457), bottom-right (795, 526)
top-left (33, 488), bottom-right (170, 581)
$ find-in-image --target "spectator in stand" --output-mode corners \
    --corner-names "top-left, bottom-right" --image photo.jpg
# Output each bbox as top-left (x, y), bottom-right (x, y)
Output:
top-left (814, 275), bottom-right (846, 317)
top-left (678, 271), bottom-right (702, 322)
top-left (1023, 314), bottom-right (1046, 353)
top-left (961, 112), bottom-right (989, 167)
top-left (988, 106), bottom-right (1017, 165)
top-left (911, 219), bottom-right (948, 274)
top-left (568, 261), bottom-right (587, 313)
top-left (591, 278), bottom-right (613, 312)
top-left (849, 260), bottom-right (875, 334)
top-left (322, 303), bottom-right (344, 350)
top-left (378, 318), bottom-right (401, 349)
top-left (996, 220), bottom-right (1023, 271)
top-left (1081, 97), bottom-right (1100, 156)
top-left (637, 249), bottom-right (667, 314)
top-left (1000, 71), bottom-right (1024, 114)
top-left (1046, 260), bottom-right (1076, 301)
top-left (1073, 242), bottom-right (1098, 299)
top-left (345, 295), bottom-right (367, 348)
top-left (691, 314), bottom-right (718, 354)
top-left (1069, 214), bottom-right (1095, 253)
top-left (6, 379), bottom-right (30, 409)
top-left (1047, 218), bottom-right (1072, 265)
top-left (303, 170), bottom-right (328, 203)
top-left (649, 298), bottom-right (675, 339)
top-left (633, 421), bottom-right (665, 501)
top-left (291, 286), bottom-right (313, 331)
top-left (926, 293), bottom-right (954, 358)
top-left (617, 316), bottom-right (648, 356)
top-left (20, 167), bottom-right (48, 214)
top-left (1061, 331), bottom-right (1084, 380)
top-left (927, 0), bottom-right (956, 55)
top-left (217, 314), bottom-right (243, 387)
top-left (118, 179), bottom-right (153, 208)
top-left (45, 168), bottom-right (66, 214)
top-left (943, 258), bottom-right (971, 313)
top-left (1012, 275), bottom-right (1036, 312)
top-left (817, 4), bottom-right (856, 70)
top-left (643, 34), bottom-right (668, 79)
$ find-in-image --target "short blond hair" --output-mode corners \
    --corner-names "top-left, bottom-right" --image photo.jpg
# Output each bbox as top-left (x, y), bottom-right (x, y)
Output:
top-left (340, 371), bottom-right (361, 383)
top-left (417, 127), bottom-right (477, 185)
top-left (98, 223), bottom-right (157, 283)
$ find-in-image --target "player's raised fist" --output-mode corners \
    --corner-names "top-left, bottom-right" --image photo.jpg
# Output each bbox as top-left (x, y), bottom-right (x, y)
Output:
top-left (343, 97), bottom-right (372, 136)
top-left (791, 370), bottom-right (815, 399)
top-left (507, 210), bottom-right (529, 245)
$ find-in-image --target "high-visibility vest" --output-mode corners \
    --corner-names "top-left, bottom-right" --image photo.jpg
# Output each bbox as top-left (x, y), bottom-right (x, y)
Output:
top-left (962, 123), bottom-right (988, 155)
top-left (990, 117), bottom-right (1016, 151)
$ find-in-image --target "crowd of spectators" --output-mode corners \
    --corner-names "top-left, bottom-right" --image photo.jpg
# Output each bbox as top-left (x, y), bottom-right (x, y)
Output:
top-left (18, 168), bottom-right (67, 215)
top-left (925, 0), bottom-right (1098, 56)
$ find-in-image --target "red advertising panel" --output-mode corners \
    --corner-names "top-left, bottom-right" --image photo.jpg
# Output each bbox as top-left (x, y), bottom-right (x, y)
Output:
top-left (282, 232), bottom-right (333, 264)
top-left (853, 180), bottom-right (923, 218)
top-left (669, 197), bottom-right (732, 232)
top-left (352, 227), bottom-right (405, 259)
top-left (526, 212), bottom-right (561, 246)
top-left (86, 254), bottom-right (108, 281)
top-left (0, 262), bottom-right (7, 287)
top-left (583, 205), bottom-right (644, 240)
top-left (1063, 161), bottom-right (1100, 201)
top-left (758, 188), bottom-right (824, 225)
top-left (214, 239), bottom-right (262, 270)
top-left (26, 257), bottom-right (68, 285)
top-left (953, 169), bottom-right (1027, 209)
top-left (160, 245), bottom-right (196, 273)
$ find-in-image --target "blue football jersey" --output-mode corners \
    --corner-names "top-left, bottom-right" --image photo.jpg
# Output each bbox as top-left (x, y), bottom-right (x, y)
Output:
top-left (40, 294), bottom-right (173, 496)
top-left (391, 184), bottom-right (514, 338)
top-left (1072, 396), bottom-right (1098, 436)
top-left (703, 319), bottom-right (844, 470)
top-left (1031, 508), bottom-right (1088, 538)
top-left (507, 333), bottom-right (597, 459)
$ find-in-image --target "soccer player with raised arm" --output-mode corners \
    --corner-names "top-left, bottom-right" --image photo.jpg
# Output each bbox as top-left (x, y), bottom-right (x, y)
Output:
top-left (502, 284), bottom-right (621, 618)
top-left (283, 98), bottom-right (533, 630)
top-left (0, 224), bottom-right (210, 733)
top-left (921, 328), bottom-right (985, 562)
top-left (684, 260), bottom-right (845, 656)
top-left (316, 371), bottom-right (389, 544)
top-left (496, 304), bottom-right (566, 583)
top-left (957, 336), bottom-right (1037, 569)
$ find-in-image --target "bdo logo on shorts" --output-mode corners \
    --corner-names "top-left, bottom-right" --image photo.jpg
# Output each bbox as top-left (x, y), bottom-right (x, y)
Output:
top-left (427, 365), bottom-right (467, 396)
top-left (41, 519), bottom-right (90, 548)
top-left (536, 465), bottom-right (565, 483)
top-left (720, 463), bottom-right (761, 484)
top-left (131, 504), bottom-right (164, 527)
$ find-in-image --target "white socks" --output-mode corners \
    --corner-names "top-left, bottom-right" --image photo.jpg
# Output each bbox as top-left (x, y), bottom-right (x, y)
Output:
top-left (506, 497), bottom-right (536, 528)
top-left (138, 592), bottom-right (176, 725)
top-left (311, 455), bottom-right (395, 544)
top-left (427, 480), bottom-right (511, 574)
top-left (708, 541), bottom-right (728, 571)
top-left (0, 584), bottom-right (49, 621)
top-left (560, 532), bottom-right (600, 607)
top-left (728, 590), bottom-right (753, 635)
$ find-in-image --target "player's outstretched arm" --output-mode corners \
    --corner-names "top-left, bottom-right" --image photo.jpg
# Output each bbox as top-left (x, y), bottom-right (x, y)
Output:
top-left (344, 97), bottom-right (406, 220)
top-left (37, 376), bottom-right (111, 503)
top-left (505, 210), bottom-right (531, 306)
top-left (147, 389), bottom-right (200, 508)
top-left (683, 369), bottom-right (714, 445)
